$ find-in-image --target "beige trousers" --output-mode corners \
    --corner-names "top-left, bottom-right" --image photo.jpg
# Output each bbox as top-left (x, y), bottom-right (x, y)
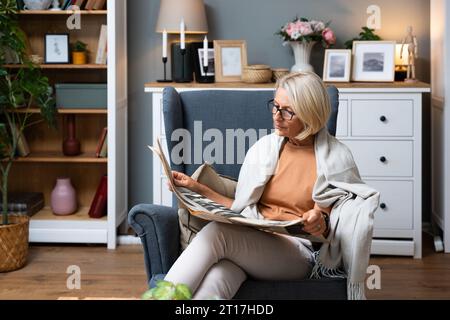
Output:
top-left (164, 221), bottom-right (315, 300)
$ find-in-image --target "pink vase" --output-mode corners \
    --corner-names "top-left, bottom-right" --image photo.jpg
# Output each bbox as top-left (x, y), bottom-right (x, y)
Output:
top-left (51, 177), bottom-right (77, 215)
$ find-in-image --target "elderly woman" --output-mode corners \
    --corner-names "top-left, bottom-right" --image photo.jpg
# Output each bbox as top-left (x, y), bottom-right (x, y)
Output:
top-left (165, 72), bottom-right (379, 300)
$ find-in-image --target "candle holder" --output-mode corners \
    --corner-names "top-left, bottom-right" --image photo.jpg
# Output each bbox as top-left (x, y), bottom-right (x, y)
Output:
top-left (175, 48), bottom-right (191, 83)
top-left (197, 64), bottom-right (214, 83)
top-left (157, 57), bottom-right (172, 83)
top-left (171, 43), bottom-right (194, 82)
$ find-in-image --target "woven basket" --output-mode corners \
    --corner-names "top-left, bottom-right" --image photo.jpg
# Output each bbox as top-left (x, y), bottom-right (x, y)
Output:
top-left (0, 215), bottom-right (29, 272)
top-left (242, 65), bottom-right (272, 83)
top-left (272, 68), bottom-right (290, 82)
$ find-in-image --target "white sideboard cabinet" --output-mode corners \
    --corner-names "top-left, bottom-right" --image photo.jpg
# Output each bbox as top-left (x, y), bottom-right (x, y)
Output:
top-left (145, 82), bottom-right (430, 258)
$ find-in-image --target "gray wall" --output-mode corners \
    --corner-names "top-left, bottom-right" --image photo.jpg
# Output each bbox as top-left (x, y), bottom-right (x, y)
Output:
top-left (127, 0), bottom-right (431, 219)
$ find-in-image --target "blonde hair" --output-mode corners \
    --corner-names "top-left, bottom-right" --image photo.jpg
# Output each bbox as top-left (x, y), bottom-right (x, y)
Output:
top-left (275, 72), bottom-right (331, 141)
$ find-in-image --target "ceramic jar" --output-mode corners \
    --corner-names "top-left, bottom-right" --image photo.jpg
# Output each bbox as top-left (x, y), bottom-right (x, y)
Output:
top-left (51, 178), bottom-right (77, 215)
top-left (23, 0), bottom-right (53, 10)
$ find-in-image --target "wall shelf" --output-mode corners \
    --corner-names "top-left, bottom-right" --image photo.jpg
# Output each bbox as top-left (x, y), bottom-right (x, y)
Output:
top-left (31, 207), bottom-right (107, 221)
top-left (18, 10), bottom-right (107, 15)
top-left (11, 108), bottom-right (107, 114)
top-left (4, 64), bottom-right (107, 69)
top-left (13, 151), bottom-right (107, 163)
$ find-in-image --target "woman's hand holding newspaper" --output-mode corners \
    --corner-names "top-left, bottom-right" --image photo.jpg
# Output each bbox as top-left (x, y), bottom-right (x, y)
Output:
top-left (167, 171), bottom-right (202, 193)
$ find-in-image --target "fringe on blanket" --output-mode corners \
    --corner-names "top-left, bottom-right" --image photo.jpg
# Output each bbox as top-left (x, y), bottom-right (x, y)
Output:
top-left (309, 251), bottom-right (347, 279)
top-left (309, 251), bottom-right (366, 300)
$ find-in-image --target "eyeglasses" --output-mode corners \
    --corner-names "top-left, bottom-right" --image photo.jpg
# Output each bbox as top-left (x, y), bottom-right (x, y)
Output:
top-left (267, 99), bottom-right (296, 121)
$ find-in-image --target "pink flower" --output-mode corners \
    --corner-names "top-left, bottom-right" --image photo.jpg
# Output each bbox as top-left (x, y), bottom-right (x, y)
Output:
top-left (285, 22), bottom-right (296, 37)
top-left (310, 20), bottom-right (325, 32)
top-left (322, 28), bottom-right (336, 46)
top-left (295, 21), bottom-right (313, 36)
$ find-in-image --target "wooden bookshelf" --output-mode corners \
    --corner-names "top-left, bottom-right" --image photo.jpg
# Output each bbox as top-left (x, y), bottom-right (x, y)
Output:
top-left (11, 108), bottom-right (107, 114)
top-left (10, 0), bottom-right (127, 249)
top-left (31, 207), bottom-right (107, 221)
top-left (4, 64), bottom-right (107, 69)
top-left (13, 151), bottom-right (107, 163)
top-left (18, 10), bottom-right (107, 15)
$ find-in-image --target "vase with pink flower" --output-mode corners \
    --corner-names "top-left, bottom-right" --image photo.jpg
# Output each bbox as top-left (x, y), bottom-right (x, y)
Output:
top-left (277, 17), bottom-right (336, 73)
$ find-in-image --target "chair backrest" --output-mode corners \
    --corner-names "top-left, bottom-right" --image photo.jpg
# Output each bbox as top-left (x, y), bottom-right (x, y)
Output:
top-left (163, 86), bottom-right (339, 179)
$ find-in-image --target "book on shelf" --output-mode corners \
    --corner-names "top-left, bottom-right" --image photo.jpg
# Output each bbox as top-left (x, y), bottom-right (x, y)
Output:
top-left (62, 0), bottom-right (72, 10)
top-left (73, 0), bottom-right (86, 9)
top-left (99, 131), bottom-right (107, 158)
top-left (84, 0), bottom-right (96, 10)
top-left (11, 123), bottom-right (30, 157)
top-left (93, 0), bottom-right (106, 10)
top-left (148, 137), bottom-right (328, 243)
top-left (95, 127), bottom-right (107, 157)
top-left (88, 175), bottom-right (107, 218)
top-left (95, 24), bottom-right (108, 65)
top-left (2, 192), bottom-right (45, 217)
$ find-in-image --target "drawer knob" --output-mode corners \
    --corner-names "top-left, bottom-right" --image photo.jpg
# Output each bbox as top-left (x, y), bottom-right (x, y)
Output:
top-left (379, 116), bottom-right (387, 122)
top-left (379, 156), bottom-right (387, 163)
top-left (380, 203), bottom-right (387, 210)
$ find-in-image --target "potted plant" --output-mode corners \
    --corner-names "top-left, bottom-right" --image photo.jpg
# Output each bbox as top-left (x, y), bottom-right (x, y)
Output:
top-left (141, 280), bottom-right (193, 300)
top-left (344, 27), bottom-right (382, 49)
top-left (0, 0), bottom-right (56, 272)
top-left (72, 40), bottom-right (88, 65)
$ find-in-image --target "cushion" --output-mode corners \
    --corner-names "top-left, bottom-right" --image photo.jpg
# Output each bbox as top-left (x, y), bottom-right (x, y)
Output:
top-left (178, 163), bottom-right (237, 251)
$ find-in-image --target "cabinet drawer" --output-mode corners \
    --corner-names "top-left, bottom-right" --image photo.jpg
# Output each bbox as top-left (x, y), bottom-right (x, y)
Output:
top-left (368, 180), bottom-right (413, 230)
top-left (344, 140), bottom-right (413, 177)
top-left (351, 100), bottom-right (413, 137)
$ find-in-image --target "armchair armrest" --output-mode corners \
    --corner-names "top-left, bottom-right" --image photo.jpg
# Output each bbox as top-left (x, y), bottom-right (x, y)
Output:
top-left (128, 204), bottom-right (180, 283)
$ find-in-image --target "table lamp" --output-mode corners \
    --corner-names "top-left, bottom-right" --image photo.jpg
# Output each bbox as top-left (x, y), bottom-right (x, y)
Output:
top-left (395, 44), bottom-right (409, 81)
top-left (156, 0), bottom-right (208, 83)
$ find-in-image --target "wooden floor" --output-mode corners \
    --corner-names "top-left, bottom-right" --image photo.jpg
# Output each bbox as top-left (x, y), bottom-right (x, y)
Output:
top-left (0, 233), bottom-right (449, 300)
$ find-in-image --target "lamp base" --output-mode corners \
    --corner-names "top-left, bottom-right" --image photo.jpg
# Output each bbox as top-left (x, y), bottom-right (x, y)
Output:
top-left (157, 79), bottom-right (173, 83)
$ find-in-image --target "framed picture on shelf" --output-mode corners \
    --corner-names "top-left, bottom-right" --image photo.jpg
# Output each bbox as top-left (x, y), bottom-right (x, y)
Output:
top-left (323, 49), bottom-right (352, 82)
top-left (213, 40), bottom-right (247, 82)
top-left (351, 41), bottom-right (396, 82)
top-left (198, 48), bottom-right (215, 76)
top-left (44, 34), bottom-right (70, 64)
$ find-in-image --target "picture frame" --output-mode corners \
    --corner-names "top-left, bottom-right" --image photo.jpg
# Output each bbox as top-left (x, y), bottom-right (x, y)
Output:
top-left (323, 49), bottom-right (352, 82)
top-left (351, 41), bottom-right (396, 82)
top-left (44, 33), bottom-right (70, 64)
top-left (213, 40), bottom-right (248, 82)
top-left (191, 42), bottom-right (215, 83)
top-left (198, 48), bottom-right (215, 76)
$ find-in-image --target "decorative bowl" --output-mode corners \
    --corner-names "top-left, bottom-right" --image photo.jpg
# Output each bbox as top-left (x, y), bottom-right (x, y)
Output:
top-left (242, 64), bottom-right (272, 83)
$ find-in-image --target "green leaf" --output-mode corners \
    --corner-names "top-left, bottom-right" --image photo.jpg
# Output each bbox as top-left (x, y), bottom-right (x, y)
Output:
top-left (174, 284), bottom-right (192, 300)
top-left (141, 290), bottom-right (154, 300)
top-left (155, 280), bottom-right (173, 288)
top-left (152, 284), bottom-right (176, 300)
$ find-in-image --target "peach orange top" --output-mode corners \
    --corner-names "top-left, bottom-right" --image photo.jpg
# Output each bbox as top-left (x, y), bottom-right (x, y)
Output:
top-left (258, 140), bottom-right (327, 221)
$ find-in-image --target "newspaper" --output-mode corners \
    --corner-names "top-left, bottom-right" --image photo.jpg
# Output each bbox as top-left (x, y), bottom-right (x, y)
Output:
top-left (148, 138), bottom-right (328, 243)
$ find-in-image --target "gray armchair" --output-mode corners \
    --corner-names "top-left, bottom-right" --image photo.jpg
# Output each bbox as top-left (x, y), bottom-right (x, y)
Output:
top-left (128, 87), bottom-right (347, 299)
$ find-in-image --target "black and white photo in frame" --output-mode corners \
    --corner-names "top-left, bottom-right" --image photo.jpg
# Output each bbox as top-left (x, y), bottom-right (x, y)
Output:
top-left (45, 34), bottom-right (70, 64)
top-left (198, 48), bottom-right (215, 76)
top-left (351, 41), bottom-right (395, 82)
